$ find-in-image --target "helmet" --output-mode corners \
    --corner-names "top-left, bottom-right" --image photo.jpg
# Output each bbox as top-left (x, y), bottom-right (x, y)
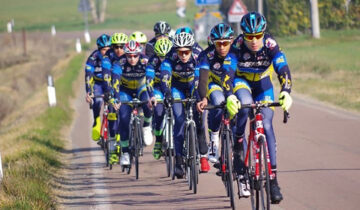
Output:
top-left (175, 27), bottom-right (194, 35)
top-left (210, 23), bottom-right (234, 41)
top-left (111, 33), bottom-right (128, 45)
top-left (154, 21), bottom-right (171, 36)
top-left (124, 40), bottom-right (142, 54)
top-left (96, 34), bottom-right (111, 49)
top-left (129, 31), bottom-right (147, 44)
top-left (173, 32), bottom-right (194, 48)
top-left (154, 38), bottom-right (173, 57)
top-left (240, 12), bottom-right (267, 34)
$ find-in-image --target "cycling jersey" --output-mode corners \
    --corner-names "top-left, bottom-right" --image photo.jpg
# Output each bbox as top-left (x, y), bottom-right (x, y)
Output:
top-left (145, 54), bottom-right (163, 98)
top-left (85, 50), bottom-right (106, 93)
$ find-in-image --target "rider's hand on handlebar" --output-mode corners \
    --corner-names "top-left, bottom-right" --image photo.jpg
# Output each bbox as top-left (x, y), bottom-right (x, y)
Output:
top-left (86, 92), bottom-right (93, 104)
top-left (196, 98), bottom-right (208, 113)
top-left (113, 102), bottom-right (121, 111)
top-left (164, 93), bottom-right (174, 108)
top-left (226, 94), bottom-right (241, 119)
top-left (148, 96), bottom-right (157, 109)
top-left (279, 91), bottom-right (293, 112)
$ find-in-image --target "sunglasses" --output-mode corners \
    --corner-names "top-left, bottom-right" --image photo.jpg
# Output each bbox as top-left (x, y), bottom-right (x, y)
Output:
top-left (213, 40), bottom-right (232, 47)
top-left (244, 33), bottom-right (264, 41)
top-left (177, 49), bottom-right (192, 57)
top-left (113, 45), bottom-right (124, 49)
top-left (126, 54), bottom-right (139, 59)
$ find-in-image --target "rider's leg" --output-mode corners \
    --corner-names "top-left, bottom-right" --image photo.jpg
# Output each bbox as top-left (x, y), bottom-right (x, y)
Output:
top-left (172, 87), bottom-right (185, 178)
top-left (139, 88), bottom-right (153, 146)
top-left (254, 87), bottom-right (283, 203)
top-left (152, 88), bottom-right (164, 160)
top-left (118, 91), bottom-right (132, 165)
top-left (207, 84), bottom-right (225, 163)
top-left (194, 109), bottom-right (210, 172)
top-left (91, 82), bottom-right (104, 141)
top-left (233, 79), bottom-right (253, 197)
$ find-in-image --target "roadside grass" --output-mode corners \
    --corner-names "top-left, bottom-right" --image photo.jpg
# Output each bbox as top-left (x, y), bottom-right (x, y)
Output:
top-left (278, 29), bottom-right (360, 112)
top-left (0, 0), bottom-right (199, 32)
top-left (0, 53), bottom-right (85, 209)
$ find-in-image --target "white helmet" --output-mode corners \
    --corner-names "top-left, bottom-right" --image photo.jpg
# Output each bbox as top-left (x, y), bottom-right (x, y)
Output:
top-left (173, 32), bottom-right (195, 48)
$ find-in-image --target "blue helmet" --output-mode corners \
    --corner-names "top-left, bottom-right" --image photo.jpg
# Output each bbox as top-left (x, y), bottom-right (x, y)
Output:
top-left (175, 27), bottom-right (194, 35)
top-left (240, 12), bottom-right (267, 34)
top-left (210, 23), bottom-right (234, 41)
top-left (96, 34), bottom-right (111, 49)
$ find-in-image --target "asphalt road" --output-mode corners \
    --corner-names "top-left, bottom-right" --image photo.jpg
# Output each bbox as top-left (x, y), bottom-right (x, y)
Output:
top-left (59, 71), bottom-right (360, 210)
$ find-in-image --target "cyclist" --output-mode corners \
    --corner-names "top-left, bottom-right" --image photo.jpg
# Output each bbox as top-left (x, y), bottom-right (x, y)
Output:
top-left (85, 34), bottom-right (111, 142)
top-left (145, 21), bottom-right (172, 58)
top-left (129, 31), bottom-right (148, 54)
top-left (111, 40), bottom-right (153, 166)
top-left (101, 32), bottom-right (128, 164)
top-left (145, 37), bottom-right (173, 160)
top-left (160, 31), bottom-right (209, 178)
top-left (223, 12), bottom-right (293, 203)
top-left (196, 23), bottom-right (235, 160)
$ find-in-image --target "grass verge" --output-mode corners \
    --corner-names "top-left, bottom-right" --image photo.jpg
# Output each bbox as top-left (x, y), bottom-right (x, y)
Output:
top-left (278, 29), bottom-right (360, 112)
top-left (0, 53), bottom-right (85, 209)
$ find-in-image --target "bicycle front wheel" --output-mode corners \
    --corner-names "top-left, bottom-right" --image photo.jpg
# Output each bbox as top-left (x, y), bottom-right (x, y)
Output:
top-left (224, 130), bottom-right (236, 209)
top-left (189, 123), bottom-right (198, 194)
top-left (256, 136), bottom-right (271, 210)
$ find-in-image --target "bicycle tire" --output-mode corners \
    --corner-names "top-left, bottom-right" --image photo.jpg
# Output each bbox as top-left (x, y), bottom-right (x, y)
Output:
top-left (189, 123), bottom-right (197, 194)
top-left (262, 138), bottom-right (271, 209)
top-left (256, 136), bottom-right (270, 210)
top-left (134, 121), bottom-right (141, 180)
top-left (225, 129), bottom-right (236, 209)
top-left (247, 139), bottom-right (257, 210)
top-left (104, 138), bottom-right (109, 167)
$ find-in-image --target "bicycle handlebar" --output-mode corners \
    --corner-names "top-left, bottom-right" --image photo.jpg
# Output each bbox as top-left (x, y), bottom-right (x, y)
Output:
top-left (204, 102), bottom-right (290, 123)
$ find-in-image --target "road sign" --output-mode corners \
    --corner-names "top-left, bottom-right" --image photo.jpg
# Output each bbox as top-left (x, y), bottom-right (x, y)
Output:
top-left (78, 0), bottom-right (91, 13)
top-left (228, 0), bottom-right (247, 23)
top-left (195, 0), bottom-right (221, 6)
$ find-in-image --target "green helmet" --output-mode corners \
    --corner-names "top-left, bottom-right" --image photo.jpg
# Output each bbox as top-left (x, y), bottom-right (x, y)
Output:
top-left (111, 33), bottom-right (128, 45)
top-left (129, 31), bottom-right (147, 44)
top-left (154, 37), bottom-right (173, 57)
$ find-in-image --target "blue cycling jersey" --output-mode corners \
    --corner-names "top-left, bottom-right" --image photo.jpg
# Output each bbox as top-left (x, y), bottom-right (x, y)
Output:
top-left (85, 50), bottom-right (106, 93)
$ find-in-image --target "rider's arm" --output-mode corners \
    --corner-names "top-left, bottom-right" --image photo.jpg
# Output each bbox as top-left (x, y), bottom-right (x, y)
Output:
top-left (101, 55), bottom-right (112, 93)
top-left (160, 58), bottom-right (172, 97)
top-left (267, 37), bottom-right (292, 93)
top-left (111, 62), bottom-right (123, 101)
top-left (197, 53), bottom-right (210, 100)
top-left (85, 52), bottom-right (96, 94)
top-left (145, 59), bottom-right (156, 98)
top-left (221, 52), bottom-right (238, 98)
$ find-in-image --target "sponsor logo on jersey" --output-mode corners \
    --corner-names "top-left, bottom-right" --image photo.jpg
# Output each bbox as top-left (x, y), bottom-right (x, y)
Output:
top-left (140, 58), bottom-right (148, 65)
top-left (276, 56), bottom-right (285, 64)
top-left (243, 53), bottom-right (251, 61)
top-left (126, 67), bottom-right (131, 72)
top-left (213, 62), bottom-right (221, 70)
top-left (265, 38), bottom-right (277, 49)
top-left (175, 64), bottom-right (182, 70)
top-left (120, 58), bottom-right (126, 65)
top-left (207, 50), bottom-right (215, 59)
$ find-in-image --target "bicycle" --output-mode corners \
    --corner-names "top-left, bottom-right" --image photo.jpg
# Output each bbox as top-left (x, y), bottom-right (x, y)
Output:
top-left (121, 98), bottom-right (147, 179)
top-left (242, 102), bottom-right (289, 210)
top-left (204, 103), bottom-right (237, 209)
top-left (173, 98), bottom-right (200, 194)
top-left (90, 94), bottom-right (111, 168)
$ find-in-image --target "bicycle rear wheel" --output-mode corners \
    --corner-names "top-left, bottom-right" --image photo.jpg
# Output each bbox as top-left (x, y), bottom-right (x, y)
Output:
top-left (134, 122), bottom-right (141, 180)
top-left (224, 130), bottom-right (236, 209)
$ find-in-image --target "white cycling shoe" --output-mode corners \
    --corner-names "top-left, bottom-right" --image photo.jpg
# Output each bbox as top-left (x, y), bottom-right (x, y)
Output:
top-left (208, 131), bottom-right (220, 163)
top-left (143, 126), bottom-right (153, 146)
top-left (238, 175), bottom-right (251, 197)
top-left (120, 152), bottom-right (130, 166)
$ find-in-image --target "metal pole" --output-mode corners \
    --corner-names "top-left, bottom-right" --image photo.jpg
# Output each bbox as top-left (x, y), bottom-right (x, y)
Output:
top-left (258, 0), bottom-right (263, 14)
top-left (310, 0), bottom-right (320, 38)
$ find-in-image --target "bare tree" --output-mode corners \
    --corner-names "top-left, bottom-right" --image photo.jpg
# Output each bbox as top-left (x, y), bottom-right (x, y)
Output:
top-left (89, 0), bottom-right (107, 24)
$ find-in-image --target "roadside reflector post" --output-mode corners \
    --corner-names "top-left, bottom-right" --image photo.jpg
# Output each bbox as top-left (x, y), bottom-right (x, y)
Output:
top-left (84, 30), bottom-right (91, 43)
top-left (47, 75), bottom-right (57, 107)
top-left (0, 152), bottom-right (3, 182)
top-left (7, 22), bottom-right (12, 33)
top-left (76, 38), bottom-right (82, 53)
top-left (51, 25), bottom-right (56, 36)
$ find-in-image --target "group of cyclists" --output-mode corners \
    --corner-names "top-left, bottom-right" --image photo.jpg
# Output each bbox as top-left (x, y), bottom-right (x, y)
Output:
top-left (84, 12), bottom-right (293, 204)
